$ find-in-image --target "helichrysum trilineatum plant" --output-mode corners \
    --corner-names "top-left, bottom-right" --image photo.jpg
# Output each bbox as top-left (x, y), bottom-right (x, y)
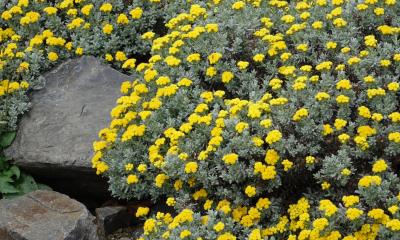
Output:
top-left (2, 0), bottom-right (400, 239)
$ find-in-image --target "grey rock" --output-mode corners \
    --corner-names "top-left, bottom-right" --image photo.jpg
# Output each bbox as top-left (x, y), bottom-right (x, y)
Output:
top-left (5, 56), bottom-right (135, 199)
top-left (132, 228), bottom-right (144, 240)
top-left (96, 206), bottom-right (137, 240)
top-left (0, 190), bottom-right (99, 240)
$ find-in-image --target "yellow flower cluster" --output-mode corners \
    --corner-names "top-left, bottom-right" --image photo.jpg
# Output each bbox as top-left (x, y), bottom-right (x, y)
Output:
top-left (136, 207), bottom-right (150, 217)
top-left (372, 159), bottom-right (388, 172)
top-left (358, 175), bottom-right (381, 187)
top-left (265, 130), bottom-right (282, 144)
top-left (347, 208), bottom-right (363, 220)
top-left (222, 153), bottom-right (238, 164)
top-left (293, 108), bottom-right (308, 121)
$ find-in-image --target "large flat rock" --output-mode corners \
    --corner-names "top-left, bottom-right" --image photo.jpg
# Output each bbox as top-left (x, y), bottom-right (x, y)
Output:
top-left (0, 190), bottom-right (99, 240)
top-left (5, 56), bottom-right (133, 199)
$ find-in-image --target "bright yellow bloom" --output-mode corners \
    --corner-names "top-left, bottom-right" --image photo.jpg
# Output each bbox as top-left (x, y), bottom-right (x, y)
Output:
top-left (48, 52), bottom-right (58, 61)
top-left (117, 13), bottom-right (129, 24)
top-left (237, 61), bottom-right (249, 70)
top-left (245, 186), bottom-right (256, 197)
top-left (130, 7), bottom-right (143, 18)
top-left (75, 47), bottom-right (83, 55)
top-left (81, 5), bottom-right (93, 15)
top-left (232, 1), bottom-right (245, 9)
top-left (127, 174), bottom-right (138, 184)
top-left (347, 208), bottom-right (363, 220)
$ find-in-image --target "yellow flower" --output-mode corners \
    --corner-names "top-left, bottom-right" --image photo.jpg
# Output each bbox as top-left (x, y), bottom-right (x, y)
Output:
top-left (20, 16), bottom-right (31, 26)
top-left (372, 159), bottom-right (388, 172)
top-left (312, 21), bottom-right (322, 29)
top-left (280, 53), bottom-right (291, 61)
top-left (282, 160), bottom-right (293, 171)
top-left (81, 4), bottom-right (93, 15)
top-left (321, 182), bottom-right (330, 189)
top-left (1, 11), bottom-right (12, 20)
top-left (245, 186), bottom-right (256, 197)
top-left (381, 59), bottom-right (391, 67)
top-left (305, 156), bottom-right (315, 164)
top-left (130, 7), bottom-right (143, 19)
top-left (333, 18), bottom-right (347, 27)
top-left (122, 59), bottom-right (136, 68)
top-left (322, 124), bottom-right (334, 135)
top-left (136, 207), bottom-right (149, 217)
top-left (18, 62), bottom-right (29, 72)
top-left (389, 205), bottom-right (399, 215)
top-left (237, 61), bottom-right (249, 70)
top-left (214, 90), bottom-right (225, 98)
top-left (358, 175), bottom-right (381, 187)
top-left (235, 122), bottom-right (249, 133)
top-left (281, 15), bottom-right (295, 24)
top-left (116, 51), bottom-right (127, 61)
top-left (388, 82), bottom-right (400, 91)
top-left (126, 174), bottom-right (138, 184)
top-left (185, 162), bottom-right (198, 173)
top-left (99, 3), bottom-right (112, 12)
top-left (341, 168), bottom-right (351, 175)
top-left (338, 133), bottom-right (350, 143)
top-left (293, 108), bottom-right (308, 121)
top-left (222, 72), bottom-right (234, 83)
top-left (117, 13), bottom-right (129, 24)
top-left (360, 50), bottom-right (369, 57)
top-left (358, 106), bottom-right (371, 118)
top-left (103, 24), bottom-right (113, 34)
top-left (205, 24), bottom-right (218, 32)
top-left (155, 173), bottom-right (169, 187)
top-left (65, 42), bottom-right (72, 50)
top-left (315, 92), bottom-right (330, 101)
top-left (297, 44), bottom-right (307, 52)
top-left (337, 79), bottom-right (352, 90)
top-left (342, 195), bottom-right (359, 207)
top-left (105, 54), bottom-right (113, 61)
top-left (346, 208), bottom-right (363, 220)
top-left (232, 1), bottom-right (245, 9)
top-left (209, 53), bottom-right (222, 64)
top-left (20, 82), bottom-right (29, 89)
top-left (326, 42), bottom-right (337, 49)
top-left (386, 219), bottom-right (400, 231)
top-left (389, 132), bottom-right (400, 143)
top-left (180, 230), bottom-right (191, 238)
top-left (365, 35), bottom-right (377, 47)
top-left (334, 119), bottom-right (347, 130)
top-left (265, 149), bottom-right (279, 165)
top-left (75, 47), bottom-right (83, 55)
top-left (357, 4), bottom-right (368, 10)
top-left (48, 52), bottom-right (58, 61)
top-left (166, 197), bottom-right (176, 206)
top-left (332, 0), bottom-right (343, 5)
top-left (222, 153), bottom-right (238, 164)
top-left (43, 7), bottom-right (58, 15)
top-left (137, 164), bottom-right (146, 173)
top-left (300, 12), bottom-right (310, 19)
top-left (315, 61), bottom-right (332, 70)
top-left (374, 7), bottom-right (384, 15)
top-left (265, 130), bottom-right (282, 144)
top-left (67, 9), bottom-right (78, 17)
top-left (142, 32), bottom-right (155, 40)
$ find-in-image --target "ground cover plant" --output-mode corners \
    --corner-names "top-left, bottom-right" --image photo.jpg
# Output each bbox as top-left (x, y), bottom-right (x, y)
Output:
top-left (0, 0), bottom-right (166, 198)
top-left (2, 0), bottom-right (400, 239)
top-left (92, 0), bottom-right (400, 239)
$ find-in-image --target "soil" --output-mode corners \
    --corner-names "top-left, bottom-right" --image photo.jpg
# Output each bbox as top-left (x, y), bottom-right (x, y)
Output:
top-left (106, 225), bottom-right (140, 240)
